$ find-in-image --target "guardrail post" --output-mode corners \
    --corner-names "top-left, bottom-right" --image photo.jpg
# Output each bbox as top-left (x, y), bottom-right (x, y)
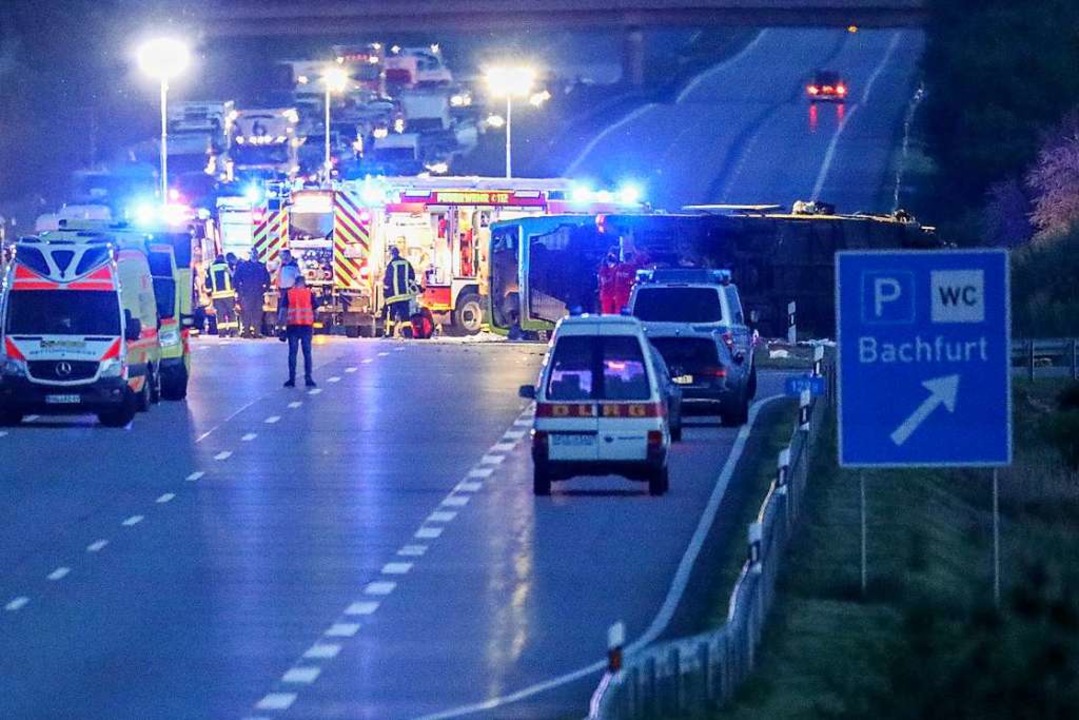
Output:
top-left (607, 621), bottom-right (625, 674)
top-left (812, 344), bottom-right (824, 377)
top-left (777, 447), bottom-right (792, 526)
top-left (799, 389), bottom-right (811, 432)
top-left (699, 640), bottom-right (713, 704)
top-left (787, 301), bottom-right (796, 344)
top-left (669, 646), bottom-right (683, 713)
top-left (748, 522), bottom-right (763, 575)
top-left (644, 656), bottom-right (657, 716)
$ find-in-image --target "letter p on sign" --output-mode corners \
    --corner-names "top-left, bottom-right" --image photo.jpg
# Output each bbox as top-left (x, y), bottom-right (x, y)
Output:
top-left (861, 271), bottom-right (914, 324)
top-left (931, 270), bottom-right (984, 323)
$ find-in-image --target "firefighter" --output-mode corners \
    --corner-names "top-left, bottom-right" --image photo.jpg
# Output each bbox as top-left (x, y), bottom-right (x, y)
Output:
top-left (383, 245), bottom-right (417, 338)
top-left (598, 246), bottom-right (621, 314)
top-left (206, 253), bottom-right (238, 337)
top-left (283, 275), bottom-right (317, 388)
top-left (235, 255), bottom-right (270, 338)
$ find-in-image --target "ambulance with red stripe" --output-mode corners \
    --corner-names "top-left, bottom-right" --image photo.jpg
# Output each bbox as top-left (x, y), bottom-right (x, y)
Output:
top-left (0, 232), bottom-right (161, 427)
top-left (519, 314), bottom-right (672, 497)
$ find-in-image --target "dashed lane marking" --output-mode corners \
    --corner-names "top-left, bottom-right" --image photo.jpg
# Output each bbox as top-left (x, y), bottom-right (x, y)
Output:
top-left (377, 352), bottom-right (389, 357)
top-left (308, 388), bottom-right (323, 396)
top-left (427, 510), bottom-right (457, 523)
top-left (480, 454), bottom-right (506, 465)
top-left (86, 540), bottom-right (108, 553)
top-left (5, 597), bottom-right (29, 611)
top-left (398, 544), bottom-right (428, 557)
top-left (214, 451), bottom-right (232, 461)
top-left (362, 358), bottom-right (374, 364)
top-left (265, 416), bottom-right (281, 424)
top-left (122, 515), bottom-right (144, 527)
top-left (345, 601), bottom-right (380, 616)
top-left (468, 467), bottom-right (494, 479)
top-left (47, 567), bottom-right (70, 581)
top-left (455, 481), bottom-right (483, 493)
top-left (364, 581), bottom-right (397, 596)
top-left (288, 401), bottom-right (303, 409)
top-left (282, 667), bottom-right (321, 684)
top-left (381, 562), bottom-right (412, 575)
top-left (502, 429), bottom-right (527, 440)
top-left (255, 693), bottom-right (297, 711)
top-left (325, 623), bottom-right (361, 638)
top-left (24, 415), bottom-right (40, 422)
top-left (185, 471), bottom-right (204, 482)
top-left (442, 495), bottom-right (470, 508)
top-left (156, 493), bottom-right (175, 504)
top-left (415, 527), bottom-right (443, 539)
top-left (345, 367), bottom-right (358, 373)
top-left (303, 644), bottom-right (341, 659)
top-left (327, 377), bottom-right (341, 383)
top-left (242, 433), bottom-right (258, 442)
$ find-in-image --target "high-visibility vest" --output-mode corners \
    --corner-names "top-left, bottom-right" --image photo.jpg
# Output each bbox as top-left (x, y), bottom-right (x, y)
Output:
top-left (209, 262), bottom-right (236, 299)
top-left (383, 258), bottom-right (417, 304)
top-left (286, 287), bottom-right (315, 326)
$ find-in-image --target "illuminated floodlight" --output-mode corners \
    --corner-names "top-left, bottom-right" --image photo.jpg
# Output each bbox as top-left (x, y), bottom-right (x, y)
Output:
top-left (571, 184), bottom-right (594, 203)
top-left (485, 66), bottom-right (536, 98)
top-left (529, 89), bottom-right (552, 107)
top-left (137, 37), bottom-right (190, 81)
top-left (617, 183), bottom-right (642, 205)
top-left (323, 66), bottom-right (350, 93)
top-left (486, 114), bottom-right (506, 129)
top-left (373, 126), bottom-right (389, 139)
top-left (596, 190), bottom-right (614, 203)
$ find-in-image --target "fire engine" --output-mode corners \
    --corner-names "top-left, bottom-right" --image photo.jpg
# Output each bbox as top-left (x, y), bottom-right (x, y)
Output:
top-left (248, 176), bottom-right (644, 335)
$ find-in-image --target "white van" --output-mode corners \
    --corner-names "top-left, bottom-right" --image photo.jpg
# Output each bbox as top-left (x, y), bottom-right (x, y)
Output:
top-left (519, 314), bottom-right (672, 496)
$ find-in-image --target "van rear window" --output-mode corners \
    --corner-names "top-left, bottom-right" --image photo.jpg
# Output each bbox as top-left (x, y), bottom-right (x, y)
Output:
top-left (5, 290), bottom-right (120, 336)
top-left (649, 337), bottom-right (720, 375)
top-left (633, 287), bottom-right (724, 323)
top-left (546, 335), bottom-right (650, 401)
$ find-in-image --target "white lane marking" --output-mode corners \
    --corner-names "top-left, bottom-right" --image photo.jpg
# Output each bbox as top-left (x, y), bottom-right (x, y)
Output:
top-left (264, 416), bottom-right (281, 424)
top-left (242, 433), bottom-right (258, 442)
top-left (413, 395), bottom-right (785, 720)
top-left (122, 515), bottom-right (144, 527)
top-left (427, 510), bottom-right (457, 523)
top-left (512, 418), bottom-right (531, 428)
top-left (502, 430), bottom-right (526, 440)
top-left (185, 471), bottom-right (205, 482)
top-left (455, 481), bottom-right (483, 493)
top-left (156, 493), bottom-right (175, 504)
top-left (362, 358), bottom-right (374, 364)
top-left (377, 352), bottom-right (389, 357)
top-left (415, 527), bottom-right (443, 539)
top-left (282, 667), bottom-right (321, 684)
top-left (47, 567), bottom-right (70, 581)
top-left (86, 540), bottom-right (109, 553)
top-left (468, 467), bottom-right (494, 479)
top-left (364, 581), bottom-right (397, 596)
top-left (381, 562), bottom-right (412, 575)
top-left (0, 431), bottom-right (7, 438)
top-left (308, 388), bottom-right (323, 396)
top-left (255, 693), bottom-right (297, 711)
top-left (5, 597), bottom-right (30, 612)
top-left (675, 28), bottom-right (768, 102)
top-left (565, 103), bottom-right (658, 175)
top-left (442, 495), bottom-right (470, 508)
top-left (480, 454), bottom-right (506, 465)
top-left (490, 442), bottom-right (516, 453)
top-left (24, 415), bottom-right (40, 422)
top-left (325, 623), bottom-right (361, 637)
top-left (214, 451), bottom-right (232, 461)
top-left (303, 643), bottom-right (341, 659)
top-left (398, 544), bottom-right (428, 557)
top-left (811, 31), bottom-right (902, 200)
top-left (288, 401), bottom-right (303, 409)
top-left (394, 346), bottom-right (405, 352)
top-left (327, 377), bottom-right (341, 383)
top-left (345, 601), bottom-right (380, 616)
top-left (345, 367), bottom-right (358, 373)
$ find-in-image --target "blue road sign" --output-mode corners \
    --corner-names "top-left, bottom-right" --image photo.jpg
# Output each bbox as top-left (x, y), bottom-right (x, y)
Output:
top-left (785, 374), bottom-right (826, 398)
top-left (837, 249), bottom-right (1011, 467)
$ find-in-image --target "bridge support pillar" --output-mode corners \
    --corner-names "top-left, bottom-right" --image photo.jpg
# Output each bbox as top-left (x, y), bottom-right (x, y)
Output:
top-left (622, 26), bottom-right (645, 86)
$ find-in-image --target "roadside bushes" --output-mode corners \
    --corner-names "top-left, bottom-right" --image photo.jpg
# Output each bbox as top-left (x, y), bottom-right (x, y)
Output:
top-left (1048, 382), bottom-right (1079, 470)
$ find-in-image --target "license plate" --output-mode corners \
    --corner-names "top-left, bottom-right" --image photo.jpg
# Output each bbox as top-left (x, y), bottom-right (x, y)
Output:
top-left (672, 375), bottom-right (694, 385)
top-left (45, 394), bottom-right (81, 405)
top-left (551, 433), bottom-right (595, 447)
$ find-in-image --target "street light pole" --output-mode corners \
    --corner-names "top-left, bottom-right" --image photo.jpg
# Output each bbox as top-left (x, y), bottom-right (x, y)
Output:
top-left (159, 79), bottom-right (169, 202)
top-left (137, 37), bottom-right (190, 203)
top-left (324, 84), bottom-right (332, 180)
top-left (505, 95), bottom-right (512, 179)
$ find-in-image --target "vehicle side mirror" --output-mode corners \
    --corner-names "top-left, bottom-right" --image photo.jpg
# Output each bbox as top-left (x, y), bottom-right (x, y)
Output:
top-left (518, 385), bottom-right (536, 400)
top-left (125, 317), bottom-right (142, 342)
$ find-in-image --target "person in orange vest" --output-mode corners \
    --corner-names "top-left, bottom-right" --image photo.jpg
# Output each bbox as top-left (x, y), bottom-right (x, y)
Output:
top-left (283, 275), bottom-right (318, 388)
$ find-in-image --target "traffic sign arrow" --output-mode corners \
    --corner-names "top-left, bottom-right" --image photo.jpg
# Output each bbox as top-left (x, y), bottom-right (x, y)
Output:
top-left (890, 374), bottom-right (960, 447)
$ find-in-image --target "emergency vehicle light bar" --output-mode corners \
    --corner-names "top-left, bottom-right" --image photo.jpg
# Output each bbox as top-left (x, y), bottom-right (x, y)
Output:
top-left (636, 267), bottom-right (732, 285)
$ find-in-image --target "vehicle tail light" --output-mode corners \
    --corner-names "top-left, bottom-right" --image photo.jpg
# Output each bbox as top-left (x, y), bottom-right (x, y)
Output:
top-left (720, 331), bottom-right (735, 349)
top-left (837, 84), bottom-right (847, 95)
top-left (807, 85), bottom-right (819, 95)
top-left (647, 430), bottom-right (663, 448)
top-left (700, 366), bottom-right (727, 378)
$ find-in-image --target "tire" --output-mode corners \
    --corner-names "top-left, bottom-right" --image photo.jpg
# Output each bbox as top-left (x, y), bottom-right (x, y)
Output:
top-left (98, 396), bottom-right (136, 428)
top-left (671, 419), bottom-right (683, 443)
top-left (649, 465), bottom-right (669, 496)
top-left (149, 366), bottom-right (161, 405)
top-left (722, 393), bottom-right (750, 427)
top-left (135, 376), bottom-right (152, 412)
top-left (0, 409), bottom-right (23, 426)
top-left (747, 366), bottom-right (758, 400)
top-left (160, 366), bottom-right (188, 401)
top-left (533, 464), bottom-right (552, 496)
top-left (449, 293), bottom-right (484, 336)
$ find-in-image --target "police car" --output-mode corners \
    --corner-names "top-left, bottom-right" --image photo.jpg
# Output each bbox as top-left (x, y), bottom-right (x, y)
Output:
top-left (629, 268), bottom-right (757, 425)
top-left (519, 314), bottom-right (672, 496)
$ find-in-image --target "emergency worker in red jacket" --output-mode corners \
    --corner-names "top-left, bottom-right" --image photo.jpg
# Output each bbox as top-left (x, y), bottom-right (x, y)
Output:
top-left (598, 247), bottom-right (641, 314)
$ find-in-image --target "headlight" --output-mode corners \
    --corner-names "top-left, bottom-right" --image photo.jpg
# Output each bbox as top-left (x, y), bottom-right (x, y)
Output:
top-left (99, 358), bottom-right (125, 378)
top-left (159, 329), bottom-right (180, 347)
top-left (1, 358), bottom-right (27, 377)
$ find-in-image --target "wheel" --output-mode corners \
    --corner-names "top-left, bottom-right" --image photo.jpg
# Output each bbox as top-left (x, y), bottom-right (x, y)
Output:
top-left (0, 409), bottom-right (23, 426)
top-left (149, 366), bottom-right (161, 404)
top-left (649, 465), bottom-right (669, 496)
top-left (533, 464), bottom-right (552, 496)
top-left (722, 393), bottom-right (750, 427)
top-left (671, 419), bottom-right (683, 442)
top-left (747, 366), bottom-right (758, 400)
top-left (135, 376), bottom-right (152, 412)
top-left (449, 293), bottom-right (484, 336)
top-left (160, 366), bottom-right (188, 401)
top-left (98, 397), bottom-right (136, 428)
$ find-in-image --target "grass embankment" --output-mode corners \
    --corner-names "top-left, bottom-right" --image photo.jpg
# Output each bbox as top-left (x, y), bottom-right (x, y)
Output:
top-left (712, 379), bottom-right (1079, 719)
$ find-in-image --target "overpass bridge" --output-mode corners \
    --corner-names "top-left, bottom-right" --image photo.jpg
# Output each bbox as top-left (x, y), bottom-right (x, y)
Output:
top-left (185, 1), bottom-right (927, 37)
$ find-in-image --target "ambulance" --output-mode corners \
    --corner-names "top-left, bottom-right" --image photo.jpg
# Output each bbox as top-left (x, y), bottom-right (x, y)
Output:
top-left (0, 232), bottom-right (162, 427)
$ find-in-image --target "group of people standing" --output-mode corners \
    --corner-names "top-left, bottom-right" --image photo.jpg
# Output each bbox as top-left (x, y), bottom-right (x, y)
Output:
top-left (204, 252), bottom-right (272, 339)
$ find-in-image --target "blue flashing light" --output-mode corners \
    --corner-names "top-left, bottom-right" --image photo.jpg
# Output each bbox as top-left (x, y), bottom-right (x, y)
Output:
top-left (244, 184), bottom-right (263, 204)
top-left (571, 184), bottom-right (593, 204)
top-left (617, 183), bottom-right (642, 206)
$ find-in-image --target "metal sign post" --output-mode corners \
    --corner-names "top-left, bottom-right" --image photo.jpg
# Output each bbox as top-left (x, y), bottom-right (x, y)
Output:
top-left (837, 250), bottom-right (1012, 604)
top-left (861, 472), bottom-right (867, 596)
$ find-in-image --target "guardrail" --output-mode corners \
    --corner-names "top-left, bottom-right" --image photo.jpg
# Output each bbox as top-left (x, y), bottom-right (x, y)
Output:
top-left (587, 372), bottom-right (830, 718)
top-left (1012, 338), bottom-right (1078, 381)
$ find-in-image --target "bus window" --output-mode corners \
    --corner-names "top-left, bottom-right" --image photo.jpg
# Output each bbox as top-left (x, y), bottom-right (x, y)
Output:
top-left (490, 225), bottom-right (519, 330)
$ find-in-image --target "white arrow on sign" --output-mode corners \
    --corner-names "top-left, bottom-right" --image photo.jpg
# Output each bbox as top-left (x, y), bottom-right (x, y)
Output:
top-left (890, 374), bottom-right (960, 447)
